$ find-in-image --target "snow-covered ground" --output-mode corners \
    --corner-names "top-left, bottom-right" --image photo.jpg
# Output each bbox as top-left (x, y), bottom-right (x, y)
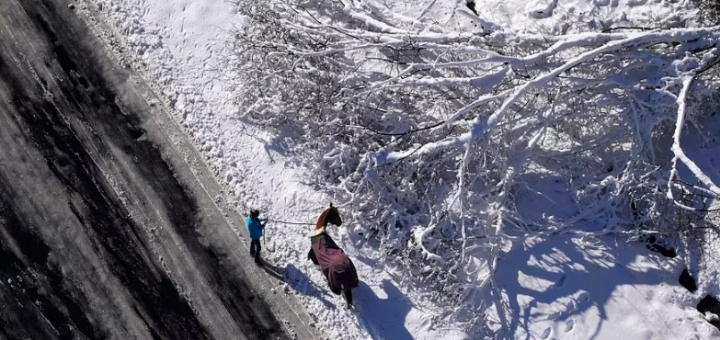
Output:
top-left (81, 0), bottom-right (720, 339)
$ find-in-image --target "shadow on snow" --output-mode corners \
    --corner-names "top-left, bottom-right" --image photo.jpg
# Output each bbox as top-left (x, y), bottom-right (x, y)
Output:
top-left (496, 234), bottom-right (678, 340)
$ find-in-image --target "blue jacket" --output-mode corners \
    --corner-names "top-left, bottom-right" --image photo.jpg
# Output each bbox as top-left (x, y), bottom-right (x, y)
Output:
top-left (247, 217), bottom-right (266, 240)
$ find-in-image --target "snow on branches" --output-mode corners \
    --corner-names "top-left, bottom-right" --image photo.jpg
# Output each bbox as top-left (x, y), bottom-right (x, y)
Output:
top-left (229, 0), bottom-right (720, 333)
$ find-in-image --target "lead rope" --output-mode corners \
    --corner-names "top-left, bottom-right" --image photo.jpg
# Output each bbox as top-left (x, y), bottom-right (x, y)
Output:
top-left (270, 220), bottom-right (316, 226)
top-left (262, 219), bottom-right (315, 252)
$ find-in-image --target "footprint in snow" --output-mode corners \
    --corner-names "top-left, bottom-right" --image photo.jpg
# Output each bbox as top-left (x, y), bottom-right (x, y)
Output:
top-left (565, 319), bottom-right (575, 332)
top-left (577, 291), bottom-right (590, 303)
top-left (546, 289), bottom-right (590, 321)
top-left (564, 291), bottom-right (590, 315)
top-left (546, 310), bottom-right (562, 321)
top-left (540, 327), bottom-right (552, 339)
top-left (553, 273), bottom-right (566, 289)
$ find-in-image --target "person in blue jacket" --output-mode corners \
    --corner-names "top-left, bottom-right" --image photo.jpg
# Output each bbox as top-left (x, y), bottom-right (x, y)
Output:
top-left (247, 209), bottom-right (267, 264)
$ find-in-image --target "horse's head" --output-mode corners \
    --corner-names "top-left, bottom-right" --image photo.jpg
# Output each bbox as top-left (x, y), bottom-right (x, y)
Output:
top-left (325, 203), bottom-right (342, 227)
top-left (316, 203), bottom-right (342, 231)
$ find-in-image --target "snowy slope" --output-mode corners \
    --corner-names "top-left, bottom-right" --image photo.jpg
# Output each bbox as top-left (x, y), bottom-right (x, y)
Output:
top-left (81, 0), bottom-right (718, 339)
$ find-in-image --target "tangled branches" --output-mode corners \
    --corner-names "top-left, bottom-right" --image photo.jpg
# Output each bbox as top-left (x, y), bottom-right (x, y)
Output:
top-left (229, 0), bottom-right (720, 334)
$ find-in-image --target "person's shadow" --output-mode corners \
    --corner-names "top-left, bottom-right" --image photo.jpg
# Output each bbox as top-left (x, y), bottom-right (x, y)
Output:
top-left (354, 280), bottom-right (414, 340)
top-left (257, 258), bottom-right (286, 281)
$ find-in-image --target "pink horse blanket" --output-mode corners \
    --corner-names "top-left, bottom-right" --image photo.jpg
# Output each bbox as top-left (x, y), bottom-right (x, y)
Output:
top-left (307, 232), bottom-right (359, 294)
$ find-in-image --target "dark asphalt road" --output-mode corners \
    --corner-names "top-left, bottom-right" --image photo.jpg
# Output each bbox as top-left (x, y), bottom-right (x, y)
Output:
top-left (0, 0), bottom-right (293, 339)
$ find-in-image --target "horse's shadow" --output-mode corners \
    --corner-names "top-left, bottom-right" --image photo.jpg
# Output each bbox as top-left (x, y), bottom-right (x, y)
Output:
top-left (354, 280), bottom-right (414, 340)
top-left (282, 263), bottom-right (336, 310)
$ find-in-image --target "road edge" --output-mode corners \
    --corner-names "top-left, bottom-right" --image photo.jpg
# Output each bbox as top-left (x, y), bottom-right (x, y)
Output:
top-left (69, 2), bottom-right (321, 339)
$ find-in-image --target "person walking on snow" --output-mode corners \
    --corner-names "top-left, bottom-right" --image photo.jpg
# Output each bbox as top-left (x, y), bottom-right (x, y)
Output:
top-left (247, 209), bottom-right (267, 264)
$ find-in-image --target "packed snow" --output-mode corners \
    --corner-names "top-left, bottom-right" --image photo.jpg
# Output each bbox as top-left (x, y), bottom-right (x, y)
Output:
top-left (80, 0), bottom-right (720, 339)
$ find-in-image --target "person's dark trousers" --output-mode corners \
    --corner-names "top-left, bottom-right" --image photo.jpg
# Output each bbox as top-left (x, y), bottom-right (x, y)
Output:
top-left (250, 239), bottom-right (262, 263)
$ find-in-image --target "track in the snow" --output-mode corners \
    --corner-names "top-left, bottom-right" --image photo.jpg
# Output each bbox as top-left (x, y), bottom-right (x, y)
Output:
top-left (0, 0), bottom-right (289, 339)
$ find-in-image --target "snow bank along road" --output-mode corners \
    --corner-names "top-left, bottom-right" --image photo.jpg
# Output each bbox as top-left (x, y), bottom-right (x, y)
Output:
top-left (0, 0), bottom-right (312, 339)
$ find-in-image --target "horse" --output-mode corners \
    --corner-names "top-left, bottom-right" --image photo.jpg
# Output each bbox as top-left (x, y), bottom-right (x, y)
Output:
top-left (307, 203), bottom-right (359, 308)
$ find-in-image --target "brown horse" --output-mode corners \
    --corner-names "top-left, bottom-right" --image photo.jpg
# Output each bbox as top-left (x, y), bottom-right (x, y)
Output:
top-left (307, 203), bottom-right (359, 308)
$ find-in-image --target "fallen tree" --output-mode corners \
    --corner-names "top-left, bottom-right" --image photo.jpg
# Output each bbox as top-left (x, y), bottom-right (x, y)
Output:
top-left (229, 0), bottom-right (720, 335)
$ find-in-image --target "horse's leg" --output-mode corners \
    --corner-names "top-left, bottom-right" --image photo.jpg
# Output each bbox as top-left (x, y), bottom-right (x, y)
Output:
top-left (342, 286), bottom-right (353, 308)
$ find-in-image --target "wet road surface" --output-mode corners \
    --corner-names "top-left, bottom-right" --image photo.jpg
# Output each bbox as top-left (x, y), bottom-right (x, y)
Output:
top-left (0, 0), bottom-right (292, 339)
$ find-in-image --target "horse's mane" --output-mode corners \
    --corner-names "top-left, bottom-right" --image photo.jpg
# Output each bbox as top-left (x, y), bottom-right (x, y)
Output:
top-left (315, 207), bottom-right (332, 231)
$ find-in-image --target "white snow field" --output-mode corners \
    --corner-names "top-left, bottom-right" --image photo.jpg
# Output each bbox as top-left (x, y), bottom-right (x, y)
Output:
top-left (80, 0), bottom-right (720, 339)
